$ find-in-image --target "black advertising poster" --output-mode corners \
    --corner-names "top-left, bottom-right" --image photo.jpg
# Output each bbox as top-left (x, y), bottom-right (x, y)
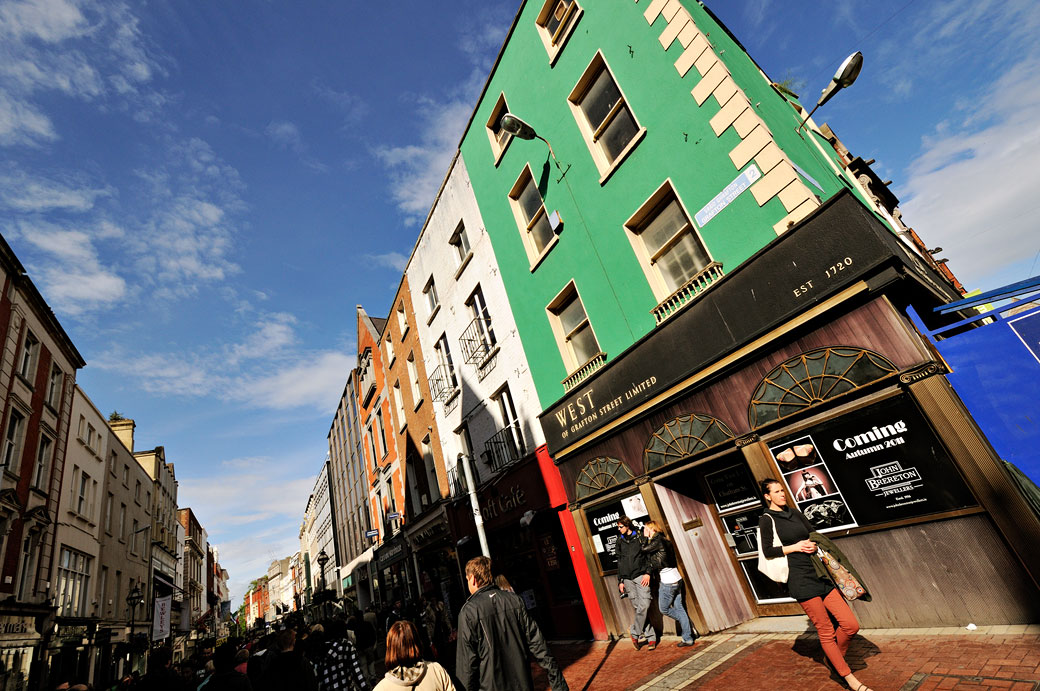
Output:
top-left (769, 395), bottom-right (977, 530)
top-left (721, 508), bottom-right (764, 556)
top-left (585, 493), bottom-right (649, 573)
top-left (704, 464), bottom-right (760, 512)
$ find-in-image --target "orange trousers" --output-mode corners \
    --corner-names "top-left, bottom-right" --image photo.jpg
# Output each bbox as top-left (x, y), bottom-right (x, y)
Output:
top-left (800, 588), bottom-right (860, 677)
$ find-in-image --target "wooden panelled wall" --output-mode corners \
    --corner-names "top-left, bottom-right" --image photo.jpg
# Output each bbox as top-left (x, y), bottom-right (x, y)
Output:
top-left (560, 297), bottom-right (930, 497)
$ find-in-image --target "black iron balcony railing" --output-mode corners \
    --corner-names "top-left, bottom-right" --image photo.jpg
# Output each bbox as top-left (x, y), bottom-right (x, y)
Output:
top-left (446, 464), bottom-right (467, 499)
top-left (427, 364), bottom-right (457, 402)
top-left (459, 316), bottom-right (497, 365)
top-left (484, 421), bottom-right (526, 473)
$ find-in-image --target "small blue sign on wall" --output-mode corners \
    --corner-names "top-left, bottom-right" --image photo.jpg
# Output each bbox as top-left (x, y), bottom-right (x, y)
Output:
top-left (1009, 309), bottom-right (1040, 364)
top-left (695, 164), bottom-right (761, 227)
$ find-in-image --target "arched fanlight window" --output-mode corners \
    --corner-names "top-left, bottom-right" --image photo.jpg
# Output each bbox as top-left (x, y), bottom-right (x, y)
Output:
top-left (575, 457), bottom-right (634, 500)
top-left (748, 346), bottom-right (897, 429)
top-left (644, 413), bottom-right (734, 472)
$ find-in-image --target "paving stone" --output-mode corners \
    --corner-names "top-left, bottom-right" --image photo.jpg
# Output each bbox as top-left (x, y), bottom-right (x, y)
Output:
top-left (528, 631), bottom-right (1040, 690)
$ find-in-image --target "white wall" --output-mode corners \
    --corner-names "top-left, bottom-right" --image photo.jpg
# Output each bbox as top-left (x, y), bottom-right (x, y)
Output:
top-left (405, 155), bottom-right (545, 489)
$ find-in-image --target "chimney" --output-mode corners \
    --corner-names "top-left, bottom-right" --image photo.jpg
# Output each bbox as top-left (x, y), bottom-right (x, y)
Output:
top-left (110, 418), bottom-right (136, 452)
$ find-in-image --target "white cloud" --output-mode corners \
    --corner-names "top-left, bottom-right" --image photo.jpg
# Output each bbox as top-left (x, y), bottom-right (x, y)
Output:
top-left (311, 79), bottom-right (367, 125)
top-left (265, 120), bottom-right (303, 151)
top-left (93, 313), bottom-right (353, 413)
top-left (0, 0), bottom-right (166, 146)
top-left (228, 313), bottom-right (299, 363)
top-left (373, 7), bottom-right (510, 223)
top-left (364, 251), bottom-right (408, 273)
top-left (232, 351), bottom-right (355, 411)
top-left (13, 220), bottom-right (127, 314)
top-left (0, 0), bottom-right (89, 43)
top-left (901, 54), bottom-right (1040, 289)
top-left (0, 167), bottom-right (111, 212)
top-left (373, 98), bottom-right (470, 223)
top-left (0, 90), bottom-right (56, 145)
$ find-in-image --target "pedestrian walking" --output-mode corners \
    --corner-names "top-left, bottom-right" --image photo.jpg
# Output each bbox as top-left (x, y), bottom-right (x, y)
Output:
top-left (318, 618), bottom-right (372, 691)
top-left (641, 521), bottom-right (698, 648)
top-left (374, 621), bottom-right (455, 691)
top-left (616, 516), bottom-right (656, 650)
top-left (757, 478), bottom-right (874, 691)
top-left (259, 627), bottom-right (319, 691)
top-left (455, 556), bottom-right (568, 691)
top-left (196, 643), bottom-right (252, 691)
top-left (138, 647), bottom-right (189, 691)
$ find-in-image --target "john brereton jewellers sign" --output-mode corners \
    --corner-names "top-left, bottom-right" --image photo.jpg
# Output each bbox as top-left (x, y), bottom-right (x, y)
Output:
top-left (768, 395), bottom-right (977, 530)
top-left (539, 191), bottom-right (948, 457)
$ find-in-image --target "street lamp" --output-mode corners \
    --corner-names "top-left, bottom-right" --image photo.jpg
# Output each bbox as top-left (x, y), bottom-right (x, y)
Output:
top-left (499, 113), bottom-right (567, 175)
top-left (126, 584), bottom-right (144, 668)
top-left (796, 52), bottom-right (864, 131)
top-left (316, 549), bottom-right (329, 593)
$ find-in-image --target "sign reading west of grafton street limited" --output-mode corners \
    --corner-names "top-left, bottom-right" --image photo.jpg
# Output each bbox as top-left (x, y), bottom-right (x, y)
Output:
top-left (538, 191), bottom-right (949, 458)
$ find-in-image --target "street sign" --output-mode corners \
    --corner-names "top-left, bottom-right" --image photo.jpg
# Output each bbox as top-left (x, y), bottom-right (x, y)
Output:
top-left (364, 529), bottom-right (379, 538)
top-left (386, 512), bottom-right (400, 520)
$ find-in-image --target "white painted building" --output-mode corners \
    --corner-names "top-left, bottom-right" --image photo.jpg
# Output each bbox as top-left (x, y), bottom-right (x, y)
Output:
top-left (405, 153), bottom-right (545, 493)
top-left (300, 458), bottom-right (339, 600)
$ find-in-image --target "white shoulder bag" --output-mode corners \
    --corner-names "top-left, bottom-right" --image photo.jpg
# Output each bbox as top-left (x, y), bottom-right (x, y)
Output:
top-left (757, 513), bottom-right (789, 583)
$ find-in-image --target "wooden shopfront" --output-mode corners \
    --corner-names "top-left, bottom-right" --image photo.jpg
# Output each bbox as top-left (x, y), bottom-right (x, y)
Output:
top-left (540, 192), bottom-right (1040, 637)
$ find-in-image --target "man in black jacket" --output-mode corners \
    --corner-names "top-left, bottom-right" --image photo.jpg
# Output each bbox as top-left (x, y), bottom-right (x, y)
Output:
top-left (616, 516), bottom-right (656, 650)
top-left (456, 556), bottom-right (568, 691)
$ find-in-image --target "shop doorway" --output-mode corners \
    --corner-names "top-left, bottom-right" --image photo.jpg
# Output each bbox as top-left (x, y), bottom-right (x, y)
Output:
top-left (654, 453), bottom-right (789, 631)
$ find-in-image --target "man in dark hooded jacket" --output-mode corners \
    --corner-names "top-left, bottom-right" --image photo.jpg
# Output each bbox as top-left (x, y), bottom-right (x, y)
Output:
top-left (455, 556), bottom-right (567, 691)
top-left (616, 516), bottom-right (655, 649)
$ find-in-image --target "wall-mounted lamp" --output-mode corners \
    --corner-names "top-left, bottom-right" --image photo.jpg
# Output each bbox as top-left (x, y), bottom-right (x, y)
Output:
top-left (500, 113), bottom-right (568, 179)
top-left (797, 52), bottom-right (864, 132)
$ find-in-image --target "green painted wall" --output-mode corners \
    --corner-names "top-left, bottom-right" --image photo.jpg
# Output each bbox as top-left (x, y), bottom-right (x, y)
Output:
top-left (459, 0), bottom-right (872, 409)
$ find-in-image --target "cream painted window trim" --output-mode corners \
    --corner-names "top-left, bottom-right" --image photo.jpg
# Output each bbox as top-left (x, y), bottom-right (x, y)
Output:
top-left (535, 1), bottom-right (583, 65)
top-left (545, 280), bottom-right (602, 374)
top-left (508, 164), bottom-right (559, 269)
top-left (597, 126), bottom-right (646, 186)
top-left (528, 235), bottom-right (560, 273)
top-left (623, 179), bottom-right (714, 302)
top-left (454, 251), bottom-right (474, 280)
top-left (568, 51), bottom-right (645, 181)
top-left (426, 304), bottom-right (441, 326)
top-left (485, 93), bottom-right (514, 166)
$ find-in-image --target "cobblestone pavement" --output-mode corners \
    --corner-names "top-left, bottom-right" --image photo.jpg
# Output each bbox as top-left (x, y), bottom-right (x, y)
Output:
top-left (531, 622), bottom-right (1040, 691)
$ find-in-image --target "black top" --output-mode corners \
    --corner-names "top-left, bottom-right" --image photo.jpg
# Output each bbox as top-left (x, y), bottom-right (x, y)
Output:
top-left (456, 584), bottom-right (568, 691)
top-left (758, 507), bottom-right (833, 602)
top-left (641, 533), bottom-right (677, 574)
top-left (616, 531), bottom-right (647, 581)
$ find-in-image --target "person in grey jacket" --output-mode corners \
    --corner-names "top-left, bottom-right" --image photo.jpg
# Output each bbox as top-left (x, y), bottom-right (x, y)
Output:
top-left (615, 517), bottom-right (655, 650)
top-left (455, 556), bottom-right (568, 691)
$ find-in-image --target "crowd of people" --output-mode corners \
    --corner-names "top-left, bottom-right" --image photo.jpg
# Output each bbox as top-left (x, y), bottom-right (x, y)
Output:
top-left (53, 556), bottom-right (566, 691)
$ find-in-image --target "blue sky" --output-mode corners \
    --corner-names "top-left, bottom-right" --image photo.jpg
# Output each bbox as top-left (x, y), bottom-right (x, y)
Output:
top-left (1, 0), bottom-right (1037, 604)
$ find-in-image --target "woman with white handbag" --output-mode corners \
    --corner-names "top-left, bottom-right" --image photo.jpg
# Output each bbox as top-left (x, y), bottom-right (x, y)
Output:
top-left (757, 479), bottom-right (873, 691)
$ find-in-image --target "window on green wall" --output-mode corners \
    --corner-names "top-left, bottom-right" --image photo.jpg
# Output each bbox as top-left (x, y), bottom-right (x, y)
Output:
top-left (569, 52), bottom-right (645, 181)
top-left (547, 282), bottom-right (602, 373)
top-left (485, 94), bottom-right (513, 165)
top-left (535, 0), bottom-right (581, 64)
top-left (508, 165), bottom-right (557, 267)
top-left (625, 182), bottom-right (713, 300)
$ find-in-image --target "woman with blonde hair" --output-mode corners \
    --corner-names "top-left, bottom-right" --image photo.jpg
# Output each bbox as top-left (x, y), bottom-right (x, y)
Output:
top-left (375, 620), bottom-right (455, 691)
top-left (641, 521), bottom-right (698, 648)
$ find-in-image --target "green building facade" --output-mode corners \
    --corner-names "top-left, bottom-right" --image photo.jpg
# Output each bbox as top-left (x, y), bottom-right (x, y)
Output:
top-left (458, 0), bottom-right (884, 407)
